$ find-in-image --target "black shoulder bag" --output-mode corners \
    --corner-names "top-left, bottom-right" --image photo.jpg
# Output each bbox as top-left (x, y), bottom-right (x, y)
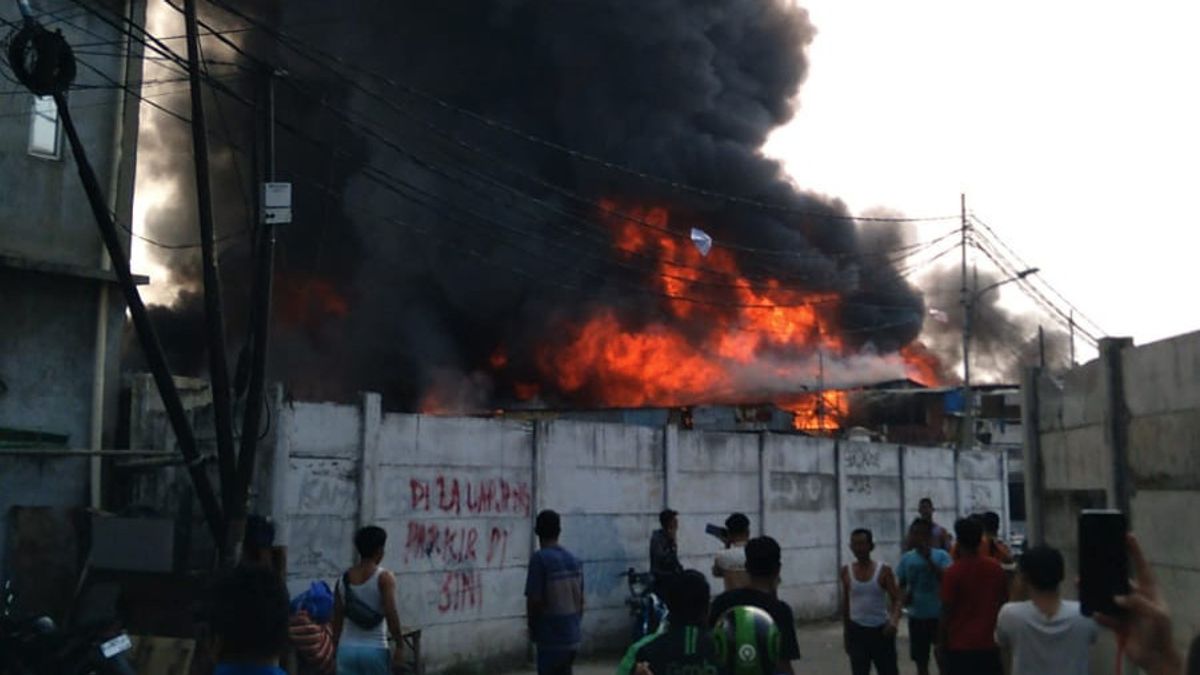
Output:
top-left (341, 572), bottom-right (385, 630)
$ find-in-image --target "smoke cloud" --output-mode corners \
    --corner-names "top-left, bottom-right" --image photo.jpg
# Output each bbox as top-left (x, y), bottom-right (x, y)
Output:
top-left (132, 0), bottom-right (940, 409)
top-left (919, 266), bottom-right (1070, 383)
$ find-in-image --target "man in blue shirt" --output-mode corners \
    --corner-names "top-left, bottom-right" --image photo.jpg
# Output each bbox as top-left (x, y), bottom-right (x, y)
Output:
top-left (209, 564), bottom-right (289, 675)
top-left (526, 510), bottom-right (584, 675)
top-left (897, 519), bottom-right (953, 675)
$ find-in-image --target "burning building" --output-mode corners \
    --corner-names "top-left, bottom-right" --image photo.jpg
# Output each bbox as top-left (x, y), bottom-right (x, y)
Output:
top-left (133, 0), bottom-right (956, 421)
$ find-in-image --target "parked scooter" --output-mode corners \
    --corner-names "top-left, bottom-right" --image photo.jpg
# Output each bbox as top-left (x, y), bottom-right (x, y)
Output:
top-left (618, 568), bottom-right (668, 640)
top-left (0, 580), bottom-right (135, 675)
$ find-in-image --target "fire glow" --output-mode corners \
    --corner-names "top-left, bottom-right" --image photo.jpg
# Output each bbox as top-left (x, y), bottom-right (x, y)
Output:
top-left (513, 201), bottom-right (941, 431)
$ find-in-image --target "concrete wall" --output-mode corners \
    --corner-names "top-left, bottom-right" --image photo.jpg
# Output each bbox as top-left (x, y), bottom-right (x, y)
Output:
top-left (253, 395), bottom-right (1007, 673)
top-left (1026, 331), bottom-right (1200, 672)
top-left (0, 457), bottom-right (91, 589)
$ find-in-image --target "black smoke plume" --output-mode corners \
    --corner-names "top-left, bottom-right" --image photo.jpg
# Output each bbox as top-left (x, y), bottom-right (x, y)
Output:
top-left (919, 266), bottom-right (1071, 383)
top-left (131, 0), bottom-right (933, 409)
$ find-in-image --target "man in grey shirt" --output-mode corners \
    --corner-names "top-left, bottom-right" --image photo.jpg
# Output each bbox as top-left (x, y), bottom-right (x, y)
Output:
top-left (996, 545), bottom-right (1098, 675)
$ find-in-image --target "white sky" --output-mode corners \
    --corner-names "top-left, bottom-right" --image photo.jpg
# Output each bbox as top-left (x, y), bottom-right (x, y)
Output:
top-left (765, 1), bottom-right (1200, 358)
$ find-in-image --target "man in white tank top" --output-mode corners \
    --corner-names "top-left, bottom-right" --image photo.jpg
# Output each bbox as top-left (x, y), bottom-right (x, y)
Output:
top-left (332, 526), bottom-right (404, 675)
top-left (841, 528), bottom-right (902, 675)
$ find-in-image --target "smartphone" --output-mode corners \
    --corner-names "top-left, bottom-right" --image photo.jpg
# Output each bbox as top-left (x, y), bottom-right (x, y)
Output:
top-left (705, 523), bottom-right (728, 541)
top-left (1078, 509), bottom-right (1130, 617)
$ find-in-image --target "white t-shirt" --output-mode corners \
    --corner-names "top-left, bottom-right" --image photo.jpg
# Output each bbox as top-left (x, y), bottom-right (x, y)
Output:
top-left (714, 545), bottom-right (749, 590)
top-left (995, 600), bottom-right (1097, 675)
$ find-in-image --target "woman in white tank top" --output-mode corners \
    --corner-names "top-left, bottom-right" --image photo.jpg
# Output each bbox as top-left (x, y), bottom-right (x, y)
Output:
top-left (333, 526), bottom-right (403, 675)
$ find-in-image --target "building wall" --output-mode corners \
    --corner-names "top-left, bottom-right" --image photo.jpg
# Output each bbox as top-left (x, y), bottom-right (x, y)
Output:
top-left (0, 1), bottom-right (145, 583)
top-left (0, 0), bottom-right (144, 444)
top-left (245, 395), bottom-right (1008, 673)
top-left (1026, 331), bottom-right (1200, 673)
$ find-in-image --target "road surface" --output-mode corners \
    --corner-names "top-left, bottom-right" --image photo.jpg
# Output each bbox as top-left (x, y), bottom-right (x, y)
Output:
top-left (502, 620), bottom-right (923, 675)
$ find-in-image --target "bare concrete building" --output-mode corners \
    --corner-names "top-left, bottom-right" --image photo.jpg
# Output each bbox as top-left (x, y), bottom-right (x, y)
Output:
top-left (0, 1), bottom-right (146, 574)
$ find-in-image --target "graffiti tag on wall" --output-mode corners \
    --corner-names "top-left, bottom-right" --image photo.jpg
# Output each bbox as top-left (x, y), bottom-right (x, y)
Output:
top-left (409, 476), bottom-right (531, 516)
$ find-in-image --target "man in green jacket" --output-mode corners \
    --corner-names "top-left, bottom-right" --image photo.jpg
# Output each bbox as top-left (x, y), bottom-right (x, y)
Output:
top-left (617, 570), bottom-right (721, 675)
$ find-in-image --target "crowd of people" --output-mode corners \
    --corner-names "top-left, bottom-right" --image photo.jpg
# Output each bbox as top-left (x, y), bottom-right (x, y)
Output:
top-left (195, 504), bottom-right (1198, 675)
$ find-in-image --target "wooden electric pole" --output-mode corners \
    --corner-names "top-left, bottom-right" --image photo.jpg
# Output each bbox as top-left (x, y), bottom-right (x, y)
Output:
top-left (183, 0), bottom-right (237, 558)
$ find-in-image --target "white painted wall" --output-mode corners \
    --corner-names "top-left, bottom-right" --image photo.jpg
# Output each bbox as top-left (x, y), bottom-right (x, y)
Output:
top-left (259, 396), bottom-right (1007, 672)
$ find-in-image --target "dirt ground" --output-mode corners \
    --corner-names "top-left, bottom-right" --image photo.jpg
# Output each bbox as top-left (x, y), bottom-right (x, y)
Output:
top-left (503, 620), bottom-right (924, 675)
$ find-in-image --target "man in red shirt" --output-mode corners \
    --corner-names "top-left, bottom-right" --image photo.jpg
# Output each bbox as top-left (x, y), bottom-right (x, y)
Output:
top-left (939, 516), bottom-right (1008, 675)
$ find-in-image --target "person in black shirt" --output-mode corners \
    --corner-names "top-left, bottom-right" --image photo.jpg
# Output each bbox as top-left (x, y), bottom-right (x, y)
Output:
top-left (616, 570), bottom-right (721, 675)
top-left (649, 509), bottom-right (683, 584)
top-left (709, 536), bottom-right (801, 674)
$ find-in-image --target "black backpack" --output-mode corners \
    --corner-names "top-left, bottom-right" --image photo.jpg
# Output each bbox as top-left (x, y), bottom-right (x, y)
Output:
top-left (340, 572), bottom-right (385, 630)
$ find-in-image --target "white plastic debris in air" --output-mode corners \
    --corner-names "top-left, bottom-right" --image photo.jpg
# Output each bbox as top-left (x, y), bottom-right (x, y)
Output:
top-left (690, 227), bottom-right (713, 257)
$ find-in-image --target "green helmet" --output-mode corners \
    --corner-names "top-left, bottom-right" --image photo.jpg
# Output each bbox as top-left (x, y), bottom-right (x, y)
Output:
top-left (712, 605), bottom-right (781, 675)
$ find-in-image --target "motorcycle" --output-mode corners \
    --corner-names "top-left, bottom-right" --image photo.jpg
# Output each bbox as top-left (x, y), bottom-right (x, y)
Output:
top-left (0, 580), bottom-right (136, 675)
top-left (618, 568), bottom-right (668, 640)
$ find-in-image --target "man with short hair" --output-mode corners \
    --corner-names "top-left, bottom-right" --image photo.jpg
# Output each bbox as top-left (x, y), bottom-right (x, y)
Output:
top-left (712, 512), bottom-right (751, 591)
top-left (995, 545), bottom-right (1097, 675)
top-left (616, 570), bottom-right (720, 675)
top-left (209, 564), bottom-right (290, 675)
top-left (649, 509), bottom-right (683, 585)
top-left (526, 510), bottom-right (584, 675)
top-left (918, 498), bottom-right (953, 551)
top-left (841, 528), bottom-right (902, 675)
top-left (939, 517), bottom-right (1007, 675)
top-left (332, 526), bottom-right (404, 675)
top-left (897, 519), bottom-right (952, 675)
top-left (950, 513), bottom-right (1012, 564)
top-left (709, 536), bottom-right (802, 675)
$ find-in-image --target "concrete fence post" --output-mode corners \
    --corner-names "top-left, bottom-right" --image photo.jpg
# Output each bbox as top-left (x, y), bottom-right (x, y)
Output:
top-left (953, 449), bottom-right (962, 518)
top-left (1100, 338), bottom-right (1134, 515)
top-left (1021, 366), bottom-right (1045, 546)
top-left (265, 385), bottom-right (291, 546)
top-left (663, 423), bottom-right (679, 509)
top-left (834, 439), bottom-right (845, 572)
top-left (757, 432), bottom-right (768, 536)
top-left (356, 392), bottom-right (382, 530)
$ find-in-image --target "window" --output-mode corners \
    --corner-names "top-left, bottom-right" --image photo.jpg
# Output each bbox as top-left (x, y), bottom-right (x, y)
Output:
top-left (28, 95), bottom-right (61, 159)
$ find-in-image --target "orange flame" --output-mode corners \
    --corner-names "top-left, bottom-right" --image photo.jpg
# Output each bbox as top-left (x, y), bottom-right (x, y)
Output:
top-left (781, 390), bottom-right (849, 431)
top-left (461, 200), bottom-right (944, 426)
top-left (900, 342), bottom-right (943, 387)
top-left (534, 201), bottom-right (853, 413)
top-left (277, 277), bottom-right (349, 330)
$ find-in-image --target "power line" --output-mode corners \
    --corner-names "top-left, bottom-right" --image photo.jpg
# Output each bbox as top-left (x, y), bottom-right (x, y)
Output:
top-left (181, 0), bottom-right (954, 275)
top-left (203, 0), bottom-right (959, 225)
top-left (971, 237), bottom-right (1100, 347)
top-left (969, 214), bottom-right (1106, 336)
top-left (134, 3), bottom-right (954, 296)
top-left (57, 10), bottom-right (931, 322)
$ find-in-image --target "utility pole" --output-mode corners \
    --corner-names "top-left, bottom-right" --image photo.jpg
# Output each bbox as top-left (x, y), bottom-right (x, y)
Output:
top-left (232, 69), bottom-right (281, 547)
top-left (960, 194), bottom-right (972, 449)
top-left (183, 0), bottom-right (237, 557)
top-left (1039, 326), bottom-right (1047, 369)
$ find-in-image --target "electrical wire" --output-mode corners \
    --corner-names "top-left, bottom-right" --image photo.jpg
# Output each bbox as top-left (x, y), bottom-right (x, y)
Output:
top-left (174, 1), bottom-right (952, 281)
top-left (203, 0), bottom-right (960, 225)
top-left (971, 238), bottom-right (1100, 347)
top-left (51, 9), bottom-right (931, 324)
top-left (970, 215), bottom-right (1106, 336)
top-left (90, 4), bottom-right (941, 297)
top-left (968, 227), bottom-right (1102, 345)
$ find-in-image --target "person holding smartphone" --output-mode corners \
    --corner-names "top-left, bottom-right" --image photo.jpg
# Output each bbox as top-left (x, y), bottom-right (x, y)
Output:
top-left (1093, 534), bottom-right (1189, 675)
top-left (712, 513), bottom-right (751, 592)
top-left (995, 545), bottom-right (1097, 675)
